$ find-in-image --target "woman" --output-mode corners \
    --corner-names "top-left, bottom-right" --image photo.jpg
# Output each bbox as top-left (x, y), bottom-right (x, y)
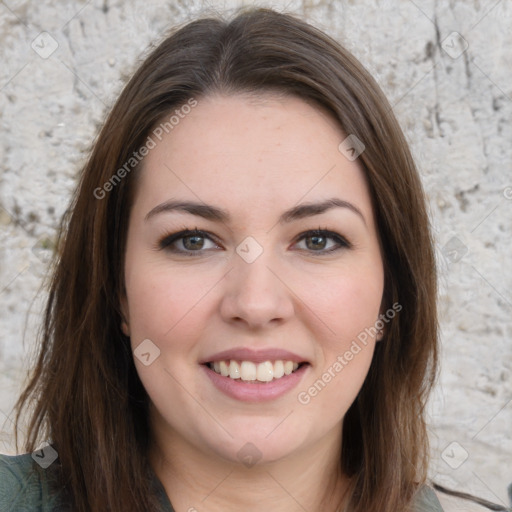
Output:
top-left (0, 7), bottom-right (501, 512)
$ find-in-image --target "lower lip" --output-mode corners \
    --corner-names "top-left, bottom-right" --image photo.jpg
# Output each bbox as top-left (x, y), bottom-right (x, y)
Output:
top-left (201, 364), bottom-right (309, 402)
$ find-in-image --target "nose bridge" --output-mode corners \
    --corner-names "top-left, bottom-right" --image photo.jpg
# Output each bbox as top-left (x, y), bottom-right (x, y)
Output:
top-left (220, 237), bottom-right (294, 327)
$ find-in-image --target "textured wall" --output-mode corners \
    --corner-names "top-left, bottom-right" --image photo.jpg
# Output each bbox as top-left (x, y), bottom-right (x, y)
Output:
top-left (0, 0), bottom-right (511, 510)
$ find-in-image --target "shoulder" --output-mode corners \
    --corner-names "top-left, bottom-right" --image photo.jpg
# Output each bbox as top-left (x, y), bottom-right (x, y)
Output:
top-left (432, 486), bottom-right (505, 512)
top-left (411, 485), bottom-right (493, 511)
top-left (412, 485), bottom-right (445, 511)
top-left (0, 452), bottom-right (42, 510)
top-left (0, 450), bottom-right (64, 511)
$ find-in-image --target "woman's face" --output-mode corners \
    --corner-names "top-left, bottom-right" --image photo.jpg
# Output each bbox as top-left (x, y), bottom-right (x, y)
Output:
top-left (122, 93), bottom-right (385, 465)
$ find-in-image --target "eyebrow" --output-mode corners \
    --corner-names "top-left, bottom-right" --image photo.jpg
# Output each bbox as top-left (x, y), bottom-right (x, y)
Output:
top-left (145, 197), bottom-right (366, 226)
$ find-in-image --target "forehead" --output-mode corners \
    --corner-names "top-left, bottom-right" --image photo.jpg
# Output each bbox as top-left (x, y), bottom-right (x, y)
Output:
top-left (133, 93), bottom-right (373, 225)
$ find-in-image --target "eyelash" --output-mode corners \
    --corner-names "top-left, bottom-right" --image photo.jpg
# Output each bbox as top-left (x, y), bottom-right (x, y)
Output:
top-left (156, 226), bottom-right (351, 257)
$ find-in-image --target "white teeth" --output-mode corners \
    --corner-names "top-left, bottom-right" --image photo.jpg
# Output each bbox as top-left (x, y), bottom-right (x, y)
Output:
top-left (273, 360), bottom-right (284, 379)
top-left (229, 360), bottom-right (241, 379)
top-left (209, 359), bottom-right (303, 382)
top-left (256, 361), bottom-right (274, 382)
top-left (219, 360), bottom-right (229, 377)
top-left (240, 361), bottom-right (257, 381)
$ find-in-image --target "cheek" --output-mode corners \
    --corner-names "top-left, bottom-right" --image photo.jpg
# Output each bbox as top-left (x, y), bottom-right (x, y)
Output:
top-left (294, 265), bottom-right (383, 405)
top-left (297, 282), bottom-right (380, 417)
top-left (124, 258), bottom-right (211, 341)
top-left (125, 267), bottom-right (206, 406)
top-left (299, 266), bottom-right (384, 345)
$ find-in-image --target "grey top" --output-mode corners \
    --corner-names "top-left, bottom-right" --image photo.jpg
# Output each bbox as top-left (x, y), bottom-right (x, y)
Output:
top-left (0, 452), bottom-right (444, 511)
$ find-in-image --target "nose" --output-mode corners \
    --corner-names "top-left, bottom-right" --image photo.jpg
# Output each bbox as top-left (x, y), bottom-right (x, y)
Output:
top-left (219, 249), bottom-right (295, 330)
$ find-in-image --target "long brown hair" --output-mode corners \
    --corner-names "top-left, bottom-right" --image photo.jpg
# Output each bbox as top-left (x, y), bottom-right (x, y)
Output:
top-left (15, 7), bottom-right (438, 512)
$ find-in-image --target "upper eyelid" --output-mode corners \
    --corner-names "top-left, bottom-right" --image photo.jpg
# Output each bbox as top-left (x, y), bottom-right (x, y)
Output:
top-left (159, 228), bottom-right (350, 251)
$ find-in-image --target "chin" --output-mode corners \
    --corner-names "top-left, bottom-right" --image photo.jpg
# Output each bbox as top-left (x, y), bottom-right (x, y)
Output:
top-left (202, 421), bottom-right (309, 467)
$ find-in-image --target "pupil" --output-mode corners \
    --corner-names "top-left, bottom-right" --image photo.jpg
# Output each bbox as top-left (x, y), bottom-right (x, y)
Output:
top-left (184, 235), bottom-right (203, 250)
top-left (307, 235), bottom-right (325, 250)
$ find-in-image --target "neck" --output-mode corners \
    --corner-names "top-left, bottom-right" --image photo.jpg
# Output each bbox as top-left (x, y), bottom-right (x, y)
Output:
top-left (150, 419), bottom-right (350, 512)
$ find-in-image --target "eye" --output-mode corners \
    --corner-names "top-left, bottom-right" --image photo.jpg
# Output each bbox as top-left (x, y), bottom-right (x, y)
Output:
top-left (158, 229), bottom-right (220, 255)
top-left (293, 228), bottom-right (351, 254)
top-left (156, 227), bottom-right (351, 257)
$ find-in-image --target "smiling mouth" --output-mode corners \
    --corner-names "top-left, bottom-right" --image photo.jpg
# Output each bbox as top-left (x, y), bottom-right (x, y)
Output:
top-left (205, 359), bottom-right (308, 383)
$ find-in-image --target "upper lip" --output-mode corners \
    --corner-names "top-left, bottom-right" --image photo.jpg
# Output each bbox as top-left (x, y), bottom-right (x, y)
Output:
top-left (200, 347), bottom-right (309, 364)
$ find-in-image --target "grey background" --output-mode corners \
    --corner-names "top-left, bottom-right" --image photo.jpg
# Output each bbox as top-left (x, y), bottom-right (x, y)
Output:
top-left (0, 1), bottom-right (511, 510)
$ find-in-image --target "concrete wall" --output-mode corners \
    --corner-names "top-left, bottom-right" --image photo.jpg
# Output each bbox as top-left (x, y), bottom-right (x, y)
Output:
top-left (1, 0), bottom-right (511, 509)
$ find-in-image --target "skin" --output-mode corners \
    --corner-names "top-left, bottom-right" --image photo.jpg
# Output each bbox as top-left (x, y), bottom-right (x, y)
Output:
top-left (121, 93), bottom-right (385, 512)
